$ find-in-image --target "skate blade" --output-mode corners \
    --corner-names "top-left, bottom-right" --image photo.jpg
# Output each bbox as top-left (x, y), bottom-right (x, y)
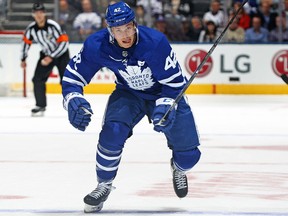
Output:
top-left (84, 202), bottom-right (103, 213)
top-left (31, 111), bottom-right (45, 117)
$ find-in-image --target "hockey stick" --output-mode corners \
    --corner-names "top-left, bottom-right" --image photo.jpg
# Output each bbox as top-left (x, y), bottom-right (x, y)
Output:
top-left (280, 74), bottom-right (288, 85)
top-left (156, 0), bottom-right (249, 126)
top-left (23, 67), bottom-right (27, 97)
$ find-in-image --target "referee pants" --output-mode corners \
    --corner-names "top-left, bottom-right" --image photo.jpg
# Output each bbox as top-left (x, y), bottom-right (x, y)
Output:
top-left (32, 50), bottom-right (70, 108)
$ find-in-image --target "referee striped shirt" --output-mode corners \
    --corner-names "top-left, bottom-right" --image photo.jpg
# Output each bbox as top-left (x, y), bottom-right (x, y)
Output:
top-left (21, 19), bottom-right (69, 61)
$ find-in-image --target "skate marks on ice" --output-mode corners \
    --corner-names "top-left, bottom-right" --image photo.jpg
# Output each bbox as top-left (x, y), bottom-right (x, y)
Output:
top-left (0, 95), bottom-right (288, 216)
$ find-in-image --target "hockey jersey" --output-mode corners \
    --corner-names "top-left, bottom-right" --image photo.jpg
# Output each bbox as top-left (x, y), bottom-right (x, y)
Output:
top-left (62, 25), bottom-right (187, 100)
top-left (21, 19), bottom-right (69, 61)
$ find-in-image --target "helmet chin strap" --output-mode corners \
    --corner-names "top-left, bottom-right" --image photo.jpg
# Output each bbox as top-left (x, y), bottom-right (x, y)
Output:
top-left (135, 26), bottom-right (139, 45)
top-left (107, 27), bottom-right (115, 44)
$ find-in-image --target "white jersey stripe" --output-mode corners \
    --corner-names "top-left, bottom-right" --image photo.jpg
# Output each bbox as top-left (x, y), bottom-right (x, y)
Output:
top-left (62, 77), bottom-right (85, 87)
top-left (158, 70), bottom-right (182, 84)
top-left (66, 64), bottom-right (88, 85)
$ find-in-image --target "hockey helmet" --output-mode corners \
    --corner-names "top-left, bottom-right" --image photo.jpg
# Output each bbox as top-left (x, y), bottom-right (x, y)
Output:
top-left (32, 2), bottom-right (45, 11)
top-left (105, 2), bottom-right (135, 27)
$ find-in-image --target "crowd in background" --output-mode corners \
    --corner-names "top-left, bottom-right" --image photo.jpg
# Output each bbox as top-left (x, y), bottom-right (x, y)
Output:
top-left (1, 0), bottom-right (288, 43)
top-left (58, 0), bottom-right (288, 43)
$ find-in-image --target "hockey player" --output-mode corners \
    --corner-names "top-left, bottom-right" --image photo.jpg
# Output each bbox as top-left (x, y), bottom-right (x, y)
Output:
top-left (20, 2), bottom-right (70, 116)
top-left (62, 1), bottom-right (201, 213)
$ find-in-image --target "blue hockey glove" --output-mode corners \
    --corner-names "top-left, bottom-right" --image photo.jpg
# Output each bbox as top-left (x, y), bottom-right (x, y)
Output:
top-left (63, 93), bottom-right (93, 131)
top-left (152, 97), bottom-right (177, 133)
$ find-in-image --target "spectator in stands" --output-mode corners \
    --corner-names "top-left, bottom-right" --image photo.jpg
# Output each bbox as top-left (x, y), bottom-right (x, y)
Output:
top-left (163, 0), bottom-right (194, 19)
top-left (186, 16), bottom-right (204, 41)
top-left (123, 0), bottom-right (137, 9)
top-left (232, 1), bottom-right (251, 30)
top-left (73, 0), bottom-right (102, 42)
top-left (191, 0), bottom-right (211, 18)
top-left (234, 0), bottom-right (258, 15)
top-left (203, 0), bottom-right (225, 28)
top-left (164, 1), bottom-right (183, 23)
top-left (154, 15), bottom-right (186, 41)
top-left (137, 0), bottom-right (163, 27)
top-left (135, 5), bottom-right (148, 26)
top-left (58, 0), bottom-right (78, 42)
top-left (222, 16), bottom-right (245, 43)
top-left (258, 0), bottom-right (278, 12)
top-left (68, 0), bottom-right (82, 13)
top-left (269, 15), bottom-right (288, 42)
top-left (162, 0), bottom-right (179, 16)
top-left (284, 0), bottom-right (288, 29)
top-left (164, 2), bottom-right (188, 41)
top-left (94, 0), bottom-right (121, 17)
top-left (180, 17), bottom-right (193, 41)
top-left (154, 16), bottom-right (167, 35)
top-left (198, 20), bottom-right (220, 42)
top-left (245, 15), bottom-right (269, 43)
top-left (93, 0), bottom-right (108, 17)
top-left (254, 1), bottom-right (277, 31)
top-left (178, 0), bottom-right (194, 18)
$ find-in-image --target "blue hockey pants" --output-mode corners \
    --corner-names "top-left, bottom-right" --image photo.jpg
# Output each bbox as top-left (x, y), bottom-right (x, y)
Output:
top-left (96, 89), bottom-right (201, 182)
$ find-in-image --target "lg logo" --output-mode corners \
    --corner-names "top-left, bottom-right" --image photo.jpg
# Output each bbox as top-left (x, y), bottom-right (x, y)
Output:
top-left (272, 50), bottom-right (288, 76)
top-left (185, 49), bottom-right (213, 77)
top-left (185, 49), bottom-right (251, 77)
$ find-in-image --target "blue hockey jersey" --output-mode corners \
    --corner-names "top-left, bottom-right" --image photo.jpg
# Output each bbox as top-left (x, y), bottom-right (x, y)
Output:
top-left (62, 25), bottom-right (187, 100)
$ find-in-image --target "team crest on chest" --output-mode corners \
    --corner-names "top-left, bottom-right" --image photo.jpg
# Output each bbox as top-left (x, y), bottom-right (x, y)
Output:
top-left (119, 65), bottom-right (155, 91)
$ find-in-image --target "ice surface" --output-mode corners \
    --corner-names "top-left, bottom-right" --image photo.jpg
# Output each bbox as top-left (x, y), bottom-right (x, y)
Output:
top-left (0, 94), bottom-right (288, 216)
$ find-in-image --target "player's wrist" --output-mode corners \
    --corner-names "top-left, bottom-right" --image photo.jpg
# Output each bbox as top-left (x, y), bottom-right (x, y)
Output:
top-left (63, 92), bottom-right (84, 110)
top-left (155, 97), bottom-right (177, 110)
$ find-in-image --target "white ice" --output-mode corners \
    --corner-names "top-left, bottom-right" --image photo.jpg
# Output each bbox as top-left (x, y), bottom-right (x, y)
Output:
top-left (0, 94), bottom-right (288, 216)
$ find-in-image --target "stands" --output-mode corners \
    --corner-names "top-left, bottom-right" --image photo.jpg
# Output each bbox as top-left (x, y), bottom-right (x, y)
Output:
top-left (1, 0), bottom-right (54, 30)
top-left (0, 0), bottom-right (287, 43)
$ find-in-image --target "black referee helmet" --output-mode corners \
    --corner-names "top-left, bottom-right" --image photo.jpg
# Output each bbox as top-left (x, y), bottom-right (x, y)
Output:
top-left (32, 2), bottom-right (45, 11)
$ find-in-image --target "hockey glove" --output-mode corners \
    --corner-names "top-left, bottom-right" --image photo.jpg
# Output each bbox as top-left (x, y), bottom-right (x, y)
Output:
top-left (152, 97), bottom-right (177, 133)
top-left (63, 92), bottom-right (93, 131)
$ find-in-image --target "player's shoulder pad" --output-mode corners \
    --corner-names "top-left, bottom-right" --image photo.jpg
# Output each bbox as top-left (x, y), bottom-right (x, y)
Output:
top-left (137, 25), bottom-right (170, 60)
top-left (138, 25), bottom-right (166, 45)
top-left (84, 28), bottom-right (109, 50)
top-left (81, 28), bottom-right (110, 60)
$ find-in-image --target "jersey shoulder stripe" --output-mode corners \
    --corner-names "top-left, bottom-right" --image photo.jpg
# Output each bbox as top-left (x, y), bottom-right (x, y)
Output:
top-left (25, 21), bottom-right (37, 31)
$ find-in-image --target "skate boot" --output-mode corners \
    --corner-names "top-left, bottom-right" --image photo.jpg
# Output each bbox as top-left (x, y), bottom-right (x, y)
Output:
top-left (83, 182), bottom-right (114, 213)
top-left (31, 106), bottom-right (45, 117)
top-left (170, 158), bottom-right (188, 198)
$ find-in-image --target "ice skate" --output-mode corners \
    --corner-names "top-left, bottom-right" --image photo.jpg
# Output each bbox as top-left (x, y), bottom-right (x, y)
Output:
top-left (170, 158), bottom-right (188, 198)
top-left (31, 106), bottom-right (46, 117)
top-left (83, 182), bottom-right (113, 213)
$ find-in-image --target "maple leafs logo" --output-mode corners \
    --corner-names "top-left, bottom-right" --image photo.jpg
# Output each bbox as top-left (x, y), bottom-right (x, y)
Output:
top-left (119, 66), bottom-right (155, 91)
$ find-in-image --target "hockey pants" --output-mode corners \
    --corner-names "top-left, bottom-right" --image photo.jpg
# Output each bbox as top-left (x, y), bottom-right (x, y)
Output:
top-left (96, 89), bottom-right (201, 182)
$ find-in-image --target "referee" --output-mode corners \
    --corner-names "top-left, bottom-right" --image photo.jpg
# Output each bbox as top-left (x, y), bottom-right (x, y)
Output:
top-left (20, 2), bottom-right (70, 116)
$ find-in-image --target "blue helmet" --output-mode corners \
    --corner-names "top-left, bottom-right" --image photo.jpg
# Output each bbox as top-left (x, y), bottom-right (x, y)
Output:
top-left (105, 2), bottom-right (135, 27)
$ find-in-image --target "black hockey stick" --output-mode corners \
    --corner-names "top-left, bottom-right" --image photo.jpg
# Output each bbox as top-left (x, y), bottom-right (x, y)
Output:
top-left (280, 74), bottom-right (288, 85)
top-left (156, 0), bottom-right (249, 126)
